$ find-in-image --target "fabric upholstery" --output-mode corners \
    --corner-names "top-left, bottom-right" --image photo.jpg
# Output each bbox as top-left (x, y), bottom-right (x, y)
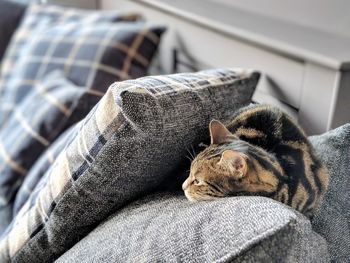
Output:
top-left (0, 71), bottom-right (101, 229)
top-left (0, 1), bottom-right (26, 61)
top-left (0, 68), bottom-right (259, 262)
top-left (309, 124), bottom-right (350, 262)
top-left (56, 192), bottom-right (329, 263)
top-left (13, 124), bottom-right (78, 216)
top-left (0, 4), bottom-right (161, 127)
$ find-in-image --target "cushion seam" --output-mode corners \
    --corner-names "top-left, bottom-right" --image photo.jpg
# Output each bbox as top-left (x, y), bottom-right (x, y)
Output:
top-left (214, 216), bottom-right (297, 263)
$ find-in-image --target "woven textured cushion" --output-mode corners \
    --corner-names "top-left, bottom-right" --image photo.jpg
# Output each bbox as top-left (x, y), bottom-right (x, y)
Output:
top-left (0, 71), bottom-right (102, 229)
top-left (0, 4), bottom-right (163, 126)
top-left (13, 124), bottom-right (78, 216)
top-left (0, 1), bottom-right (26, 61)
top-left (56, 192), bottom-right (329, 263)
top-left (0, 68), bottom-right (259, 262)
top-left (309, 124), bottom-right (350, 262)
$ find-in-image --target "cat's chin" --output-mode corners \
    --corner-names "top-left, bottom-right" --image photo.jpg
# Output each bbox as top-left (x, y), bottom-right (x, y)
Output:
top-left (184, 191), bottom-right (219, 202)
top-left (184, 191), bottom-right (197, 202)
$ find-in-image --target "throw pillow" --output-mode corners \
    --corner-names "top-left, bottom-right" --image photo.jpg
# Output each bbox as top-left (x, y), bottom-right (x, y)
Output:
top-left (0, 4), bottom-right (162, 126)
top-left (0, 3), bottom-right (139, 85)
top-left (309, 124), bottom-right (350, 262)
top-left (0, 71), bottom-right (101, 230)
top-left (0, 68), bottom-right (259, 262)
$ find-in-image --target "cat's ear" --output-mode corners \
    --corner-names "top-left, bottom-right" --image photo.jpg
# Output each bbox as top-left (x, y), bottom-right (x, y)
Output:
top-left (209, 120), bottom-right (232, 144)
top-left (219, 150), bottom-right (247, 178)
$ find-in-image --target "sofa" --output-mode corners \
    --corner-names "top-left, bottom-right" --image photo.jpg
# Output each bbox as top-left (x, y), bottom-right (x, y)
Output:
top-left (0, 2), bottom-right (349, 262)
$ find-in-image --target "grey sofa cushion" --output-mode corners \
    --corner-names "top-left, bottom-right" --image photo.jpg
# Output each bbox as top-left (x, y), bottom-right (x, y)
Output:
top-left (309, 124), bottom-right (350, 262)
top-left (56, 192), bottom-right (329, 263)
top-left (0, 69), bottom-right (259, 262)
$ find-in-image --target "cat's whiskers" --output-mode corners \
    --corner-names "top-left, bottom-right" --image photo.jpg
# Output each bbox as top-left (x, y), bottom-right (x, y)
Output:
top-left (186, 146), bottom-right (197, 161)
top-left (190, 145), bottom-right (197, 159)
top-left (199, 142), bottom-right (208, 148)
top-left (185, 155), bottom-right (193, 162)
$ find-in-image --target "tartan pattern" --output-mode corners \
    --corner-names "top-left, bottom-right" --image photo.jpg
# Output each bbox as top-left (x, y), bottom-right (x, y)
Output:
top-left (0, 71), bottom-right (102, 213)
top-left (0, 69), bottom-right (260, 262)
top-left (13, 124), bottom-right (77, 216)
top-left (0, 21), bottom-right (163, 106)
top-left (0, 4), bottom-right (162, 127)
top-left (0, 3), bottom-right (139, 90)
top-left (0, 4), bottom-right (164, 223)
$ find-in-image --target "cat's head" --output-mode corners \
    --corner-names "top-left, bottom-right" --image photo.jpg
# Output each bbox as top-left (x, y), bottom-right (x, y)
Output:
top-left (182, 120), bottom-right (278, 201)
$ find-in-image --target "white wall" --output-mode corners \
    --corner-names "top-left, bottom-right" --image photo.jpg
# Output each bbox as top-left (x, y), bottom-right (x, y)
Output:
top-left (211, 0), bottom-right (350, 38)
top-left (43, 0), bottom-right (98, 9)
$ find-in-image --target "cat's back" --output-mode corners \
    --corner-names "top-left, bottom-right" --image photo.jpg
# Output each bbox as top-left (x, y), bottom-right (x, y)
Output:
top-left (226, 104), bottom-right (307, 149)
top-left (226, 104), bottom-right (329, 217)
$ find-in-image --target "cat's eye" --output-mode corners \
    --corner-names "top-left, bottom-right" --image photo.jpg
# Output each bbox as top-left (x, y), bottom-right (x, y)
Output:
top-left (193, 179), bottom-right (200, 185)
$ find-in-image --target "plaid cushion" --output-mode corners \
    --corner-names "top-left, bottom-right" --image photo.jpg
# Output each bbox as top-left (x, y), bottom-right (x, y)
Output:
top-left (0, 1), bottom-right (26, 61)
top-left (0, 71), bottom-right (102, 227)
top-left (0, 4), bottom-right (164, 221)
top-left (0, 4), bottom-right (162, 127)
top-left (0, 3), bottom-right (138, 86)
top-left (12, 124), bottom-right (77, 216)
top-left (0, 68), bottom-right (259, 262)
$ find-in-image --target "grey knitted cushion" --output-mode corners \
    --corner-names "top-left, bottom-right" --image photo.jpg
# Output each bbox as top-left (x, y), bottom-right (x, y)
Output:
top-left (309, 124), bottom-right (350, 262)
top-left (56, 192), bottom-right (329, 263)
top-left (0, 68), bottom-right (259, 262)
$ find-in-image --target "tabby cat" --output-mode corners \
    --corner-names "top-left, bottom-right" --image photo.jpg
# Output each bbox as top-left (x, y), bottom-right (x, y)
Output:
top-left (182, 104), bottom-right (329, 217)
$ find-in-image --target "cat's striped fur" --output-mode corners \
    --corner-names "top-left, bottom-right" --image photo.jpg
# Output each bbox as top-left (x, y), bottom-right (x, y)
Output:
top-left (182, 104), bottom-right (329, 217)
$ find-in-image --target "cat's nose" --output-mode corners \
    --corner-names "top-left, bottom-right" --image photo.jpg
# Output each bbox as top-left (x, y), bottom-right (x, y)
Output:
top-left (182, 179), bottom-right (189, 190)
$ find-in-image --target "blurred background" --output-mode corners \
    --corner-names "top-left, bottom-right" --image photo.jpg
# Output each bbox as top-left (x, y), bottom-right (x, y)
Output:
top-left (2, 0), bottom-right (350, 135)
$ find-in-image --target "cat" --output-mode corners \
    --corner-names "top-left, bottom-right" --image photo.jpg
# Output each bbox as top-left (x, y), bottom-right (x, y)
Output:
top-left (182, 104), bottom-right (329, 218)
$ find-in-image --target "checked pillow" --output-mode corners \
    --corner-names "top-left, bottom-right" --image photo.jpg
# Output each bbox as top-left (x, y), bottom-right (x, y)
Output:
top-left (0, 71), bottom-right (101, 233)
top-left (0, 4), bottom-right (163, 127)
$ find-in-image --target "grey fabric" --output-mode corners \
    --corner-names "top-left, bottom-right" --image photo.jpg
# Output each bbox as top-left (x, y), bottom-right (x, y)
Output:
top-left (309, 124), bottom-right (350, 262)
top-left (232, 216), bottom-right (329, 263)
top-left (57, 192), bottom-right (329, 263)
top-left (0, 69), bottom-right (258, 262)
